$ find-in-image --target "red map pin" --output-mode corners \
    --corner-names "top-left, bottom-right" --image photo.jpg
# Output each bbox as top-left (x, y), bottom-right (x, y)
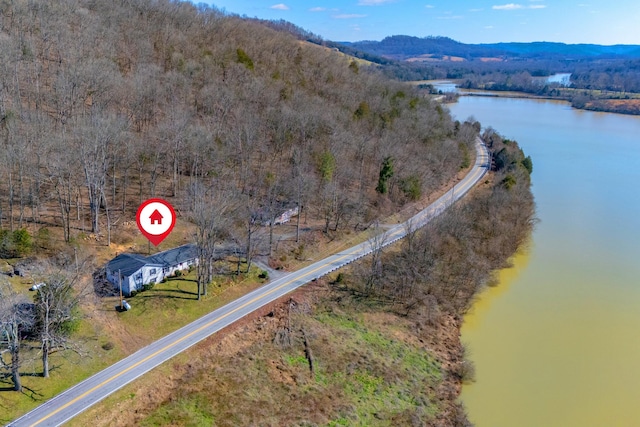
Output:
top-left (136, 198), bottom-right (176, 246)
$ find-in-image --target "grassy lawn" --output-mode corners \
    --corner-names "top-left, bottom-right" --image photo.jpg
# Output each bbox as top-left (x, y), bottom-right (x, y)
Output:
top-left (1, 263), bottom-right (269, 424)
top-left (0, 311), bottom-right (126, 424)
top-left (114, 267), bottom-right (269, 341)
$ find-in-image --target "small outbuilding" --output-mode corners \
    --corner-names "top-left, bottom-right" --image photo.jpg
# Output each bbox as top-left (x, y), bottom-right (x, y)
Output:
top-left (253, 203), bottom-right (299, 226)
top-left (106, 244), bottom-right (198, 296)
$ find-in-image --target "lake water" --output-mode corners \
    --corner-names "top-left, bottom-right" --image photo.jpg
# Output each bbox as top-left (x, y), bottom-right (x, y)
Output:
top-left (448, 97), bottom-right (640, 427)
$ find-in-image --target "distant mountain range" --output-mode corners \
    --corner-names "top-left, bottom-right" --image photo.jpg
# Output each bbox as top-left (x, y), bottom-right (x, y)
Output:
top-left (338, 35), bottom-right (640, 61)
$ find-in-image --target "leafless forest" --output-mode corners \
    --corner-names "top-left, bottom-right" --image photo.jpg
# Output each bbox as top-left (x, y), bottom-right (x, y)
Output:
top-left (0, 0), bottom-right (477, 258)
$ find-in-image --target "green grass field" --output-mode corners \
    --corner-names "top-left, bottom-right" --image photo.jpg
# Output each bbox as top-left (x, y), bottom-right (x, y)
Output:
top-left (0, 264), bottom-right (269, 424)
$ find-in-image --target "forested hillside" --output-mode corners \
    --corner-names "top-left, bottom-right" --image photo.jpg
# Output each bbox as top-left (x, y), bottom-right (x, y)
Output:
top-left (0, 0), bottom-right (474, 258)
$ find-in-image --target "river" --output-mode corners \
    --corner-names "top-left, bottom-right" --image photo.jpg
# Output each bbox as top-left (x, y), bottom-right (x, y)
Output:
top-left (447, 96), bottom-right (640, 427)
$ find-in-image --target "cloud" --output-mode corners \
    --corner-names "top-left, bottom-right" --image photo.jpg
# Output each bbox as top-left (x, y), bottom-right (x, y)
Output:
top-left (333, 13), bottom-right (367, 19)
top-left (438, 10), bottom-right (463, 20)
top-left (424, 4), bottom-right (435, 8)
top-left (492, 3), bottom-right (546, 10)
top-left (270, 3), bottom-right (289, 10)
top-left (493, 4), bottom-right (523, 10)
top-left (358, 0), bottom-right (395, 5)
top-left (309, 7), bottom-right (325, 12)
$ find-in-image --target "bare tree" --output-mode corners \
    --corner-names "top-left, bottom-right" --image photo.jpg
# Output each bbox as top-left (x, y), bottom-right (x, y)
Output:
top-left (46, 132), bottom-right (80, 242)
top-left (0, 0), bottom-right (474, 290)
top-left (32, 268), bottom-right (83, 378)
top-left (352, 222), bottom-right (388, 297)
top-left (188, 181), bottom-right (232, 299)
top-left (0, 279), bottom-right (34, 392)
top-left (237, 197), bottom-right (266, 274)
top-left (76, 113), bottom-right (126, 234)
top-left (160, 106), bottom-right (191, 197)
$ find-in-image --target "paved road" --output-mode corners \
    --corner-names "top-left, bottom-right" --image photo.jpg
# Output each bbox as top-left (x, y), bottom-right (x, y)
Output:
top-left (9, 138), bottom-right (489, 427)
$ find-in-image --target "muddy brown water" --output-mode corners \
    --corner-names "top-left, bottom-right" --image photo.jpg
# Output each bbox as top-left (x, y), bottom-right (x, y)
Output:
top-left (449, 96), bottom-right (640, 427)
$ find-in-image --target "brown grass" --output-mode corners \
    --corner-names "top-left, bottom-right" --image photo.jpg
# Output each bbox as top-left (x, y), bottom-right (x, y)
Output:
top-left (70, 281), bottom-right (463, 426)
top-left (585, 98), bottom-right (640, 115)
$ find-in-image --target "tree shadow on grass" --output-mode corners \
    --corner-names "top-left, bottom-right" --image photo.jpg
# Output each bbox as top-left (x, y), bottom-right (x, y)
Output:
top-left (166, 277), bottom-right (197, 283)
top-left (137, 288), bottom-right (198, 300)
top-left (0, 376), bottom-right (43, 399)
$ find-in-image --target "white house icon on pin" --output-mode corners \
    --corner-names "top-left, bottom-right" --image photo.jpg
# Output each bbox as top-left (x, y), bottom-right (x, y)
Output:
top-left (149, 209), bottom-right (163, 225)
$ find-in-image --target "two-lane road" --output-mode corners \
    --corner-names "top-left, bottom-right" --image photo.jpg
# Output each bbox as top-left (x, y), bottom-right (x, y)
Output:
top-left (10, 138), bottom-right (489, 427)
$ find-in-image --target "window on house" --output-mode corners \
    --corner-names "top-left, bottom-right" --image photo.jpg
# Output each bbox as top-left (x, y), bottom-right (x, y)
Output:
top-left (135, 273), bottom-right (143, 282)
top-left (150, 268), bottom-right (156, 275)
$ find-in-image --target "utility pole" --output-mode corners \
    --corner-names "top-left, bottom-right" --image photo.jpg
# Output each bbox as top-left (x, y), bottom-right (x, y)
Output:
top-left (118, 269), bottom-right (123, 311)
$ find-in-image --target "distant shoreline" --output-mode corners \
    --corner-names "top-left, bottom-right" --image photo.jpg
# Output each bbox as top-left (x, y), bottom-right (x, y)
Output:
top-left (449, 89), bottom-right (640, 116)
top-left (420, 79), bottom-right (640, 116)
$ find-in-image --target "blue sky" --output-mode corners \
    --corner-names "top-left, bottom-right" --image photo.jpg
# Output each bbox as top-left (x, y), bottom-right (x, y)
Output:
top-left (204, 1), bottom-right (640, 45)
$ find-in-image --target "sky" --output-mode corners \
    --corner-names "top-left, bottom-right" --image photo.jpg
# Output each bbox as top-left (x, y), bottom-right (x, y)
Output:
top-left (203, 0), bottom-right (640, 45)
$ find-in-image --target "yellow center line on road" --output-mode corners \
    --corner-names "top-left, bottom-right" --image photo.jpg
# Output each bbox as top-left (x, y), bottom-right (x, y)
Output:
top-left (30, 249), bottom-right (360, 427)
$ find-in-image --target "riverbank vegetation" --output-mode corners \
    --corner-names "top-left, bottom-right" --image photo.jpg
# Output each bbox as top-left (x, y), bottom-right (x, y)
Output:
top-left (427, 63), bottom-right (640, 115)
top-left (457, 72), bottom-right (640, 115)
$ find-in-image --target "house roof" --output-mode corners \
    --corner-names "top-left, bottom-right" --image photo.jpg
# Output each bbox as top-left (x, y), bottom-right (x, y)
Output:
top-left (107, 244), bottom-right (198, 277)
top-left (148, 244), bottom-right (198, 266)
top-left (107, 253), bottom-right (159, 277)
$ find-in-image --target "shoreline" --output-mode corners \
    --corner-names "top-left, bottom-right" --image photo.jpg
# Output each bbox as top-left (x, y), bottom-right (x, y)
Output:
top-left (454, 90), bottom-right (640, 116)
top-left (420, 78), bottom-right (640, 116)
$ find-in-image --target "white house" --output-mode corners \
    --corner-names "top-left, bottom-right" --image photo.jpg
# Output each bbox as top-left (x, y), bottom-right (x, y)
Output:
top-left (106, 244), bottom-right (198, 296)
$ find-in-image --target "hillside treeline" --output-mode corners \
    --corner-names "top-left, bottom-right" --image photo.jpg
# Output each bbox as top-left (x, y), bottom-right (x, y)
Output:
top-left (0, 0), bottom-right (475, 256)
top-left (347, 36), bottom-right (640, 62)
